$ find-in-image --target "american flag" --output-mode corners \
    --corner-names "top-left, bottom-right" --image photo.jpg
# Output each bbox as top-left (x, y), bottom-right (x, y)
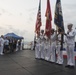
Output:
top-left (35, 0), bottom-right (42, 35)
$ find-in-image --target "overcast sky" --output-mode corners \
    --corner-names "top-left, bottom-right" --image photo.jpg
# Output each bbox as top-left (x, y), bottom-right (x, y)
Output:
top-left (0, 0), bottom-right (76, 42)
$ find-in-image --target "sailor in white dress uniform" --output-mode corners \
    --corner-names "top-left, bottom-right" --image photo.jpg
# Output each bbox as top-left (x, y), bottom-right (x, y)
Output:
top-left (44, 36), bottom-right (51, 61)
top-left (40, 30), bottom-right (45, 59)
top-left (50, 29), bottom-right (57, 63)
top-left (35, 34), bottom-right (41, 59)
top-left (56, 29), bottom-right (64, 65)
top-left (65, 24), bottom-right (76, 68)
top-left (0, 35), bottom-right (4, 55)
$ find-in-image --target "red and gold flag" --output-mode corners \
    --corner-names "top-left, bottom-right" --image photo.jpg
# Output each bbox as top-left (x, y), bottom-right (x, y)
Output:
top-left (45, 0), bottom-right (52, 38)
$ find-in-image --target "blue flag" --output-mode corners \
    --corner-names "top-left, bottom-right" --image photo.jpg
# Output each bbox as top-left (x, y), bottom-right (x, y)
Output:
top-left (54, 0), bottom-right (64, 32)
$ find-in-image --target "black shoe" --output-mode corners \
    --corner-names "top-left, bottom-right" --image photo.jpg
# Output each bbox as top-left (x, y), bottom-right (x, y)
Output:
top-left (41, 58), bottom-right (44, 60)
top-left (70, 66), bottom-right (74, 68)
top-left (50, 62), bottom-right (55, 64)
top-left (65, 65), bottom-right (70, 68)
top-left (58, 64), bottom-right (63, 66)
top-left (56, 63), bottom-right (62, 65)
top-left (35, 58), bottom-right (40, 60)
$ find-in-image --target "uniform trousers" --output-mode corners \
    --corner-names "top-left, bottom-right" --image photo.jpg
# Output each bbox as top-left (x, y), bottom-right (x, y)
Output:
top-left (35, 44), bottom-right (41, 59)
top-left (45, 45), bottom-right (51, 61)
top-left (0, 45), bottom-right (4, 55)
top-left (50, 42), bottom-right (56, 62)
top-left (40, 43), bottom-right (45, 59)
top-left (66, 44), bottom-right (75, 66)
top-left (56, 44), bottom-right (63, 64)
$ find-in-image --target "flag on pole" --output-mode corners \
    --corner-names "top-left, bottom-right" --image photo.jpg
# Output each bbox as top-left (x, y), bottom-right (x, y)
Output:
top-left (35, 0), bottom-right (42, 35)
top-left (54, 0), bottom-right (64, 32)
top-left (54, 0), bottom-right (64, 50)
top-left (45, 0), bottom-right (52, 38)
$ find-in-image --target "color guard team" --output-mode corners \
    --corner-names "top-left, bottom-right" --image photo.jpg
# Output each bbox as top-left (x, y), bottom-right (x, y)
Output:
top-left (35, 23), bottom-right (76, 68)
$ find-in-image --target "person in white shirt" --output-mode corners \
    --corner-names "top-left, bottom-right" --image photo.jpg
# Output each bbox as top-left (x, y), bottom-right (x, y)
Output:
top-left (65, 23), bottom-right (76, 68)
top-left (0, 35), bottom-right (4, 55)
top-left (16, 40), bottom-right (19, 51)
top-left (4, 37), bottom-right (9, 53)
top-left (50, 29), bottom-right (57, 63)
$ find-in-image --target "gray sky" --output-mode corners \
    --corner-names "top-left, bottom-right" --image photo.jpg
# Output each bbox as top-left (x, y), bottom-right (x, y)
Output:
top-left (0, 0), bottom-right (76, 42)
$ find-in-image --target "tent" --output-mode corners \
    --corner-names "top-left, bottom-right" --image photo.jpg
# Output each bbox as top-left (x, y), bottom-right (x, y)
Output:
top-left (4, 33), bottom-right (24, 39)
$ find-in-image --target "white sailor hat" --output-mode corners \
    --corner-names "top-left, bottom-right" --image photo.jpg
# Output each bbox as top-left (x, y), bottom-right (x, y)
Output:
top-left (68, 23), bottom-right (73, 27)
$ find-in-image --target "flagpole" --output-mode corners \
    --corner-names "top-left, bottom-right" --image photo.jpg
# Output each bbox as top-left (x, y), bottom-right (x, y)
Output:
top-left (54, 0), bottom-right (65, 51)
top-left (34, 0), bottom-right (42, 50)
top-left (54, 0), bottom-right (65, 62)
top-left (33, 33), bottom-right (36, 50)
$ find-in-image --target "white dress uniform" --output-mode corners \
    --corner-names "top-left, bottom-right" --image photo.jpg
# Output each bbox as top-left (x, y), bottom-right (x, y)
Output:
top-left (44, 39), bottom-right (51, 61)
top-left (35, 37), bottom-right (41, 59)
top-left (65, 30), bottom-right (76, 66)
top-left (0, 37), bottom-right (4, 55)
top-left (50, 32), bottom-right (57, 62)
top-left (56, 34), bottom-right (63, 64)
top-left (40, 34), bottom-right (45, 59)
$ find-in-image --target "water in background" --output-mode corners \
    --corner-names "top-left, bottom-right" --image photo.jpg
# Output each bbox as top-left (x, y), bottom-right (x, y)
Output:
top-left (24, 42), bottom-right (32, 50)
